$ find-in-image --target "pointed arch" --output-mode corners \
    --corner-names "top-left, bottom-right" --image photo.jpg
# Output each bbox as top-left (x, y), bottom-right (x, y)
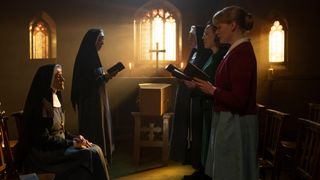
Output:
top-left (29, 11), bottom-right (57, 60)
top-left (134, 0), bottom-right (182, 63)
top-left (267, 10), bottom-right (288, 69)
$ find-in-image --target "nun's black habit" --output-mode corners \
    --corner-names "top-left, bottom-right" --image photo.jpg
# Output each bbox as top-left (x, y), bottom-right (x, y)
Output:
top-left (21, 64), bottom-right (109, 180)
top-left (71, 29), bottom-right (114, 163)
top-left (169, 25), bottom-right (211, 169)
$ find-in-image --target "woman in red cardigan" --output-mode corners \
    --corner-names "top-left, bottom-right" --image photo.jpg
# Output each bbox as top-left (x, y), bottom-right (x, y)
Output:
top-left (194, 6), bottom-right (258, 180)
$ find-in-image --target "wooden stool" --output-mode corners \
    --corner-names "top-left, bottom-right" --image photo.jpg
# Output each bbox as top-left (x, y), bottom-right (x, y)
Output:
top-left (131, 112), bottom-right (173, 165)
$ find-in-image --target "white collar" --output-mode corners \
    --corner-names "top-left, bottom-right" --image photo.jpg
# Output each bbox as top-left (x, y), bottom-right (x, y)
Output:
top-left (52, 92), bottom-right (61, 108)
top-left (224, 37), bottom-right (250, 58)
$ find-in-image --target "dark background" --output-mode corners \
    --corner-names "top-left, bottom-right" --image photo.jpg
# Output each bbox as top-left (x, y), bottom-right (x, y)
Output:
top-left (0, 0), bottom-right (319, 143)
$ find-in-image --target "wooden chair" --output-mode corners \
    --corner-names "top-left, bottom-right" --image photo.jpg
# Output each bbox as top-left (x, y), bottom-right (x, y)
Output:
top-left (294, 118), bottom-right (320, 180)
top-left (0, 115), bottom-right (7, 178)
top-left (259, 108), bottom-right (290, 180)
top-left (0, 109), bottom-right (15, 178)
top-left (257, 103), bottom-right (267, 158)
top-left (2, 110), bottom-right (56, 180)
top-left (308, 103), bottom-right (320, 123)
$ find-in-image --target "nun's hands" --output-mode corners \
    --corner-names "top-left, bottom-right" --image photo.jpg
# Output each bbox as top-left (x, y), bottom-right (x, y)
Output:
top-left (73, 135), bottom-right (93, 149)
top-left (104, 72), bottom-right (118, 81)
top-left (183, 79), bottom-right (196, 88)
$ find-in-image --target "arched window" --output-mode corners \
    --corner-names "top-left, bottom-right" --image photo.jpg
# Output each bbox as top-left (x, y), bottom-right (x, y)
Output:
top-left (134, 0), bottom-right (182, 63)
top-left (29, 12), bottom-right (57, 60)
top-left (30, 21), bottom-right (49, 59)
top-left (269, 21), bottom-right (285, 63)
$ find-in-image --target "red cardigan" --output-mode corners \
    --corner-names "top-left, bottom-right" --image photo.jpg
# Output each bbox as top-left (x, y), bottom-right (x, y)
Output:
top-left (213, 41), bottom-right (257, 115)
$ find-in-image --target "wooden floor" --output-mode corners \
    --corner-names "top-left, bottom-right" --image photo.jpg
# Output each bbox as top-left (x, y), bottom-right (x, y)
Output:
top-left (113, 162), bottom-right (294, 180)
top-left (114, 162), bottom-right (195, 180)
top-left (108, 142), bottom-right (294, 180)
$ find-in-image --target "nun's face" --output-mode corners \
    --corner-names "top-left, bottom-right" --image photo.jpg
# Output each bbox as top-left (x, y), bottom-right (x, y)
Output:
top-left (96, 35), bottom-right (104, 51)
top-left (203, 24), bottom-right (217, 49)
top-left (52, 68), bottom-right (64, 91)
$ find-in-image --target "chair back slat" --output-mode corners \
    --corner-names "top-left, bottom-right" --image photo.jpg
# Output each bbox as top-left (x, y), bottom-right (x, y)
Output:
top-left (0, 118), bottom-right (7, 174)
top-left (308, 103), bottom-right (320, 123)
top-left (1, 114), bottom-right (13, 177)
top-left (264, 109), bottom-right (289, 164)
top-left (257, 103), bottom-right (266, 157)
top-left (295, 118), bottom-right (320, 179)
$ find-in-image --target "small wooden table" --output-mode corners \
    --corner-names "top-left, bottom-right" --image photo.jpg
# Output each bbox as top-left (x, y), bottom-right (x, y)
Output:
top-left (131, 112), bottom-right (173, 165)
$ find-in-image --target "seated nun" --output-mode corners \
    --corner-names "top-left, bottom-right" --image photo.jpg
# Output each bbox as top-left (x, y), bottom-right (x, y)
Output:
top-left (17, 64), bottom-right (109, 180)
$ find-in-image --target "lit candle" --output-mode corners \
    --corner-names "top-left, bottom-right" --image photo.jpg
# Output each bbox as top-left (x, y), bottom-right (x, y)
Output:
top-left (268, 67), bottom-right (274, 80)
top-left (180, 62), bottom-right (184, 69)
top-left (129, 62), bottom-right (132, 70)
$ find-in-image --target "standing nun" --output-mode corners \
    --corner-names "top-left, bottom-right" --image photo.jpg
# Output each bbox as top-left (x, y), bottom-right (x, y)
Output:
top-left (170, 25), bottom-right (211, 169)
top-left (71, 28), bottom-right (114, 164)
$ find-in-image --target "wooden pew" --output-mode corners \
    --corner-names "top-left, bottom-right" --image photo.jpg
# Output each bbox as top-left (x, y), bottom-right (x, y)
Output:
top-left (295, 118), bottom-right (320, 180)
top-left (308, 103), bottom-right (320, 123)
top-left (259, 108), bottom-right (291, 180)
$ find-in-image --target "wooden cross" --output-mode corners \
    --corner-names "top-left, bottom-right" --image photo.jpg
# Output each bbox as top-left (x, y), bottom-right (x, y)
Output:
top-left (149, 42), bottom-right (166, 73)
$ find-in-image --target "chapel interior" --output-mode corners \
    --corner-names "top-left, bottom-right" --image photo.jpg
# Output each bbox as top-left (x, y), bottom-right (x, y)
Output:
top-left (1, 0), bottom-right (319, 179)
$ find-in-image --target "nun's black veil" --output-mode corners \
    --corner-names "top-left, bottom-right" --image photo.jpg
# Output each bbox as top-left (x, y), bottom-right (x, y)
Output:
top-left (187, 25), bottom-right (212, 68)
top-left (71, 29), bottom-right (102, 110)
top-left (17, 64), bottom-right (61, 168)
top-left (24, 64), bottom-right (62, 119)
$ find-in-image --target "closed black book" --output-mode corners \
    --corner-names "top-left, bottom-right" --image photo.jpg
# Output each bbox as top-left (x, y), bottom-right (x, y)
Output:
top-left (165, 64), bottom-right (192, 81)
top-left (107, 62), bottom-right (125, 75)
top-left (184, 62), bottom-right (210, 81)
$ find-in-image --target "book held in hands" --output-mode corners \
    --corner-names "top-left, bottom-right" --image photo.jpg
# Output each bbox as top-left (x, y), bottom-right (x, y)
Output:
top-left (184, 63), bottom-right (210, 81)
top-left (165, 64), bottom-right (192, 81)
top-left (165, 63), bottom-right (210, 81)
top-left (94, 61), bottom-right (125, 81)
top-left (107, 62), bottom-right (125, 75)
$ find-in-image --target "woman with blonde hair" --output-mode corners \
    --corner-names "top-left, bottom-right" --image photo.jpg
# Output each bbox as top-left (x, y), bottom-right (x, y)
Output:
top-left (194, 6), bottom-right (258, 180)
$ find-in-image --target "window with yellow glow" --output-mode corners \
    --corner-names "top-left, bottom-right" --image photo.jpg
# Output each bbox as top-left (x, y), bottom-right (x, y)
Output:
top-left (29, 12), bottom-right (57, 60)
top-left (136, 9), bottom-right (176, 61)
top-left (269, 21), bottom-right (285, 63)
top-left (29, 21), bottom-right (49, 59)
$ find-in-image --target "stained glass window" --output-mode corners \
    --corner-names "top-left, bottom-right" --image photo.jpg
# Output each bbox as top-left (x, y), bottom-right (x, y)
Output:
top-left (29, 21), bottom-right (49, 59)
top-left (29, 12), bottom-right (57, 60)
top-left (269, 21), bottom-right (285, 63)
top-left (135, 7), bottom-right (180, 62)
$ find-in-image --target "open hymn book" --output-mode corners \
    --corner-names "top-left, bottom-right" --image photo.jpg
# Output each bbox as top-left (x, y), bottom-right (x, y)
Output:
top-left (165, 63), bottom-right (210, 81)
